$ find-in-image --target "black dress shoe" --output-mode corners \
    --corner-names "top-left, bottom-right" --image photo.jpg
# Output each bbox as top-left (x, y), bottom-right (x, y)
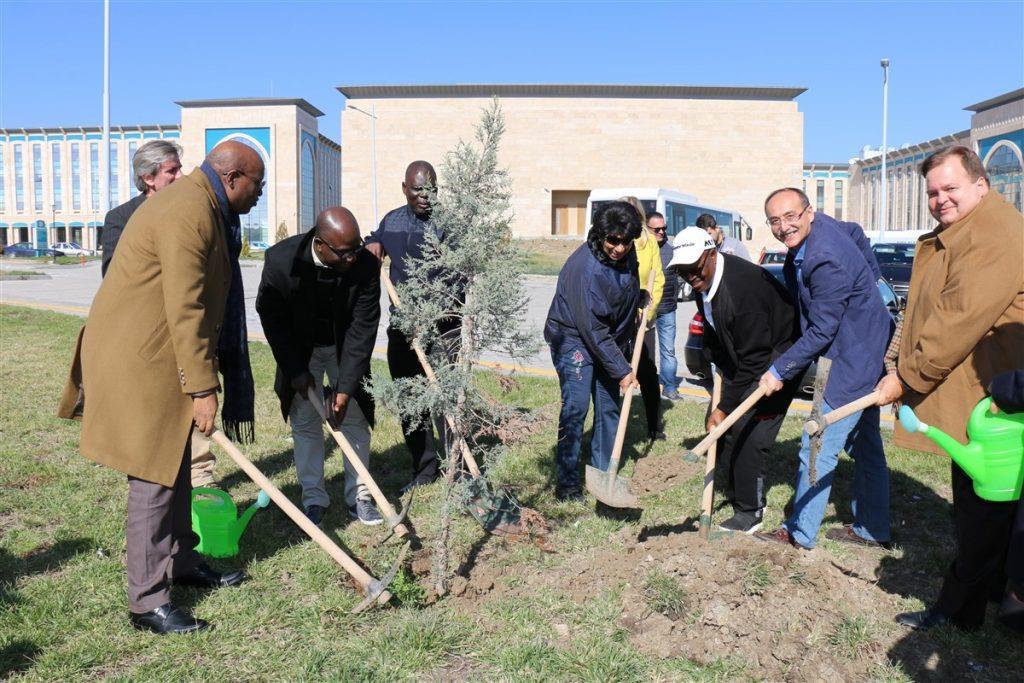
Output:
top-left (130, 603), bottom-right (209, 634)
top-left (896, 608), bottom-right (950, 631)
top-left (173, 563), bottom-right (246, 588)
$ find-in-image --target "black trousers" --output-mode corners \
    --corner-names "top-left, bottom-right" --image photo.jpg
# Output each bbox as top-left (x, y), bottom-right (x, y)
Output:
top-left (706, 380), bottom-right (796, 517)
top-left (637, 327), bottom-right (661, 434)
top-left (386, 327), bottom-right (438, 483)
top-left (935, 462), bottom-right (1019, 626)
top-left (1008, 500), bottom-right (1024, 594)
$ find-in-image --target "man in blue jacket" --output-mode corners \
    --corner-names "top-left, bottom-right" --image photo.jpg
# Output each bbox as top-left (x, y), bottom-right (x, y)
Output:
top-left (755, 187), bottom-right (893, 550)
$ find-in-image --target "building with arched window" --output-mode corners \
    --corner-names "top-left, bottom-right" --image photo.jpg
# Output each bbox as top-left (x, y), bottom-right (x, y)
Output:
top-left (848, 88), bottom-right (1023, 232)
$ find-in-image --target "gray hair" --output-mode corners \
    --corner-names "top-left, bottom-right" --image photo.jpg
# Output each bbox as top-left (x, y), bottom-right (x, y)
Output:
top-left (133, 140), bottom-right (182, 192)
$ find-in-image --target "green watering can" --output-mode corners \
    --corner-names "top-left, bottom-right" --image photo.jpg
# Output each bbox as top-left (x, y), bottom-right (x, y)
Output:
top-left (191, 488), bottom-right (271, 558)
top-left (899, 397), bottom-right (1024, 502)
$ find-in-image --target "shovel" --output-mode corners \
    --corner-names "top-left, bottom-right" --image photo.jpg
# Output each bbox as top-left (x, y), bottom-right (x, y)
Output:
top-left (380, 269), bottom-right (481, 477)
top-left (681, 385), bottom-right (768, 461)
top-left (210, 429), bottom-right (406, 613)
top-left (803, 391), bottom-right (881, 438)
top-left (584, 271), bottom-right (656, 508)
top-left (306, 386), bottom-right (413, 542)
top-left (699, 372), bottom-right (723, 540)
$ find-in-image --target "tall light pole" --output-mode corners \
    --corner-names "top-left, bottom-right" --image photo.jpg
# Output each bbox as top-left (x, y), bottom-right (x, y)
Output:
top-left (347, 104), bottom-right (378, 228)
top-left (100, 0), bottom-right (110, 250)
top-left (879, 58), bottom-right (889, 241)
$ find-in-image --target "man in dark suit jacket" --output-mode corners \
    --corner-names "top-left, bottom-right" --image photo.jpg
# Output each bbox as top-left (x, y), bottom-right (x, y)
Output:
top-left (668, 227), bottom-right (800, 533)
top-left (757, 188), bottom-right (893, 550)
top-left (100, 139), bottom-right (183, 276)
top-left (256, 207), bottom-right (383, 528)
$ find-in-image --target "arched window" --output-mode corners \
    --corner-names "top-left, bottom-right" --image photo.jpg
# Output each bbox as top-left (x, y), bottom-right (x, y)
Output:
top-left (222, 135), bottom-right (270, 244)
top-left (985, 143), bottom-right (1023, 213)
top-left (301, 140), bottom-right (316, 232)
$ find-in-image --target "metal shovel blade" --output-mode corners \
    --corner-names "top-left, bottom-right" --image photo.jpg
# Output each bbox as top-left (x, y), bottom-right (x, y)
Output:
top-left (350, 540), bottom-right (412, 614)
top-left (585, 464), bottom-right (639, 508)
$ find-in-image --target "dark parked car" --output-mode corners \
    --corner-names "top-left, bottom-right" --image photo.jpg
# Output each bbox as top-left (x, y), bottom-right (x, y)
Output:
top-left (684, 264), bottom-right (902, 397)
top-left (871, 242), bottom-right (916, 300)
top-left (3, 242), bottom-right (64, 258)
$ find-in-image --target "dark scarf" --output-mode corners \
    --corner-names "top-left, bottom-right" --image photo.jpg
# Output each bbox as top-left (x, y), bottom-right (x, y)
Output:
top-left (200, 161), bottom-right (255, 443)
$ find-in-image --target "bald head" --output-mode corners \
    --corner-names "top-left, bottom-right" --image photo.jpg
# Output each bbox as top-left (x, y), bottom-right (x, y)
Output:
top-left (313, 206), bottom-right (363, 272)
top-left (206, 140), bottom-right (265, 215)
top-left (403, 160), bottom-right (437, 217)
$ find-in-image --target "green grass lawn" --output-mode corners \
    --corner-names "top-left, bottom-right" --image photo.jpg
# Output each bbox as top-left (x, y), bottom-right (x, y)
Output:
top-left (517, 238), bottom-right (581, 276)
top-left (1, 305), bottom-right (1018, 681)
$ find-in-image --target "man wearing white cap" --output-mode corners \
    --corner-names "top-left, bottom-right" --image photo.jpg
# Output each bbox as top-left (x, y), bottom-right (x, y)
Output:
top-left (668, 227), bottom-right (800, 532)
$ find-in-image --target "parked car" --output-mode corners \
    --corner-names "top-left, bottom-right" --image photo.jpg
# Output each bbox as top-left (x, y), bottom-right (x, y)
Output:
top-left (683, 264), bottom-right (902, 397)
top-left (248, 241), bottom-right (270, 252)
top-left (51, 242), bottom-right (95, 257)
top-left (758, 250), bottom-right (787, 264)
top-left (871, 242), bottom-right (915, 300)
top-left (3, 242), bottom-right (64, 258)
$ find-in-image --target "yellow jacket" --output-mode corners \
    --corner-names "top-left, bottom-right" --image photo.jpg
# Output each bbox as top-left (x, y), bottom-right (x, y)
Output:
top-left (635, 229), bottom-right (664, 314)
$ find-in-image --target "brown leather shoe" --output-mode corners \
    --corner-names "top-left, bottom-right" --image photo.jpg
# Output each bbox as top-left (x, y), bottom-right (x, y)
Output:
top-left (825, 524), bottom-right (888, 548)
top-left (754, 526), bottom-right (808, 549)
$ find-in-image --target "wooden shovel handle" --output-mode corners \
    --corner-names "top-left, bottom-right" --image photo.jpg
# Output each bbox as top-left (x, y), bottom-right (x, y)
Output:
top-left (605, 270), bottom-right (657, 476)
top-left (689, 385), bottom-right (769, 458)
top-left (824, 391), bottom-right (881, 427)
top-left (305, 388), bottom-right (410, 538)
top-left (210, 430), bottom-right (390, 604)
top-left (700, 371), bottom-right (723, 539)
top-left (381, 268), bottom-right (481, 477)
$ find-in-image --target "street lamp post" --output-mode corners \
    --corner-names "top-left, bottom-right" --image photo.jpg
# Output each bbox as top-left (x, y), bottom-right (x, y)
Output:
top-left (879, 58), bottom-right (890, 241)
top-left (347, 104), bottom-right (378, 229)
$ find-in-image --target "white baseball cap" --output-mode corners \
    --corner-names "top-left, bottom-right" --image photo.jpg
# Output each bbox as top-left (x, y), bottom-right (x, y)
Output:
top-left (667, 227), bottom-right (716, 268)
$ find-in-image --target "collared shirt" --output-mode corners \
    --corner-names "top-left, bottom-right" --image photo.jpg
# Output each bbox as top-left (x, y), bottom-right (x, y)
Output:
top-left (311, 238), bottom-right (329, 269)
top-left (699, 251), bottom-right (725, 331)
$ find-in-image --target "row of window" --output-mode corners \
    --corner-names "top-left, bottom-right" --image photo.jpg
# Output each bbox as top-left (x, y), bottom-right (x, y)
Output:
top-left (801, 178), bottom-right (845, 220)
top-left (0, 141), bottom-right (146, 215)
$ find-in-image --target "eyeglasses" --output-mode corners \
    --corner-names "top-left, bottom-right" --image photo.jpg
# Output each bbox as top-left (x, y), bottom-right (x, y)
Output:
top-left (224, 169), bottom-right (266, 190)
top-left (766, 205), bottom-right (809, 228)
top-left (315, 234), bottom-right (363, 260)
top-left (649, 226), bottom-right (667, 234)
top-left (677, 249), bottom-right (712, 280)
top-left (604, 235), bottom-right (634, 247)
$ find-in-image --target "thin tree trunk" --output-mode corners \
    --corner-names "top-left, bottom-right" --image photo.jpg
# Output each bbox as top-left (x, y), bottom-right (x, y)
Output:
top-left (432, 296), bottom-right (475, 597)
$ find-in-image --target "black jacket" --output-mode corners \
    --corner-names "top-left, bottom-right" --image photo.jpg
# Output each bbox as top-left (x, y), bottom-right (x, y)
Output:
top-left (100, 194), bottom-right (146, 277)
top-left (656, 239), bottom-right (679, 315)
top-left (256, 231), bottom-right (381, 423)
top-left (695, 253), bottom-right (800, 414)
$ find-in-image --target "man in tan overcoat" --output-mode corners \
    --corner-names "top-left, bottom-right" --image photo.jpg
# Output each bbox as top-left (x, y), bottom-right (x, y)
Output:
top-left (60, 140), bottom-right (264, 634)
top-left (876, 145), bottom-right (1024, 631)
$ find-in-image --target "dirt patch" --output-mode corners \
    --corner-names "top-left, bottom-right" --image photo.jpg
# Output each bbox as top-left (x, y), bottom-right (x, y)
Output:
top-left (420, 517), bottom-right (1017, 681)
top-left (631, 450), bottom-right (702, 495)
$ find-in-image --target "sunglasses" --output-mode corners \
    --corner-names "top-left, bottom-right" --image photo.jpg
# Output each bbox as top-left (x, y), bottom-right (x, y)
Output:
top-left (677, 249), bottom-right (712, 279)
top-left (604, 235), bottom-right (634, 247)
top-left (315, 233), bottom-right (364, 260)
top-left (649, 226), bottom-right (667, 233)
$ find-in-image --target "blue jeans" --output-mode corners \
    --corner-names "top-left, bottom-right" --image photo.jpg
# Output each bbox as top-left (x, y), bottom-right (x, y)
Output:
top-left (655, 311), bottom-right (678, 392)
top-left (784, 400), bottom-right (890, 548)
top-left (552, 347), bottom-right (621, 491)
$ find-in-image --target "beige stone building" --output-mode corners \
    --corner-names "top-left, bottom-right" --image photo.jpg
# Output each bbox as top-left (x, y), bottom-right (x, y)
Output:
top-left (338, 84), bottom-right (806, 249)
top-left (802, 162), bottom-right (850, 221)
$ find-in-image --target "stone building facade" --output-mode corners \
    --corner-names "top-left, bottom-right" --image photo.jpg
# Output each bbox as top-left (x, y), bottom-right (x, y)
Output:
top-left (338, 84), bottom-right (806, 249)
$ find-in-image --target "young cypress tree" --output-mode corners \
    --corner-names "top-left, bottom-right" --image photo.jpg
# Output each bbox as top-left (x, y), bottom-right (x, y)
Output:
top-left (371, 99), bottom-right (537, 595)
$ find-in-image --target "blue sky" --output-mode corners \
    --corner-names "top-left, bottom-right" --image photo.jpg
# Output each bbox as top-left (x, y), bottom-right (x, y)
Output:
top-left (1, 1), bottom-right (1021, 161)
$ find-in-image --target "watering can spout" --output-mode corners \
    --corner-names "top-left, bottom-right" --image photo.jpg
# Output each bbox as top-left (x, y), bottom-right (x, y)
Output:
top-left (232, 491), bottom-right (271, 545)
top-left (898, 405), bottom-right (984, 480)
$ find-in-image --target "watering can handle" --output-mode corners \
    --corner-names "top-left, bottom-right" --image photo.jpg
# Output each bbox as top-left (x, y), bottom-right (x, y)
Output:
top-left (191, 487), bottom-right (234, 506)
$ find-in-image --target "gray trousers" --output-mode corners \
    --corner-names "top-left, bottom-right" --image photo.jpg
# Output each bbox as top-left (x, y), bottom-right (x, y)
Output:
top-left (126, 433), bottom-right (201, 613)
top-left (289, 345), bottom-right (371, 510)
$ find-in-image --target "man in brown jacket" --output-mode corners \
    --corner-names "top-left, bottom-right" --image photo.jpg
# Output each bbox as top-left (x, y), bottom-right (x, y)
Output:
top-left (63, 141), bottom-right (264, 634)
top-left (875, 146), bottom-right (1024, 631)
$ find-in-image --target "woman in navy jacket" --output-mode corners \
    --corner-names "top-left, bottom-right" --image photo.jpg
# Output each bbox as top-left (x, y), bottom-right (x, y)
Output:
top-left (544, 202), bottom-right (642, 501)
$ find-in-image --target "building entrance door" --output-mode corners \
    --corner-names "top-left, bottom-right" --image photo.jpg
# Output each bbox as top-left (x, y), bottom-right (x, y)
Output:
top-left (551, 190), bottom-right (590, 236)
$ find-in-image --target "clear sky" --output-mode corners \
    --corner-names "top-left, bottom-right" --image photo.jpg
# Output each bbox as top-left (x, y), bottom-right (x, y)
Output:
top-left (1, 1), bottom-right (1021, 161)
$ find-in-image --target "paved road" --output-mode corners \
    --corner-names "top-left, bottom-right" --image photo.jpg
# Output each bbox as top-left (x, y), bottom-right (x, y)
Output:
top-left (0, 257), bottom-right (701, 381)
top-left (3, 258), bottom-right (889, 422)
